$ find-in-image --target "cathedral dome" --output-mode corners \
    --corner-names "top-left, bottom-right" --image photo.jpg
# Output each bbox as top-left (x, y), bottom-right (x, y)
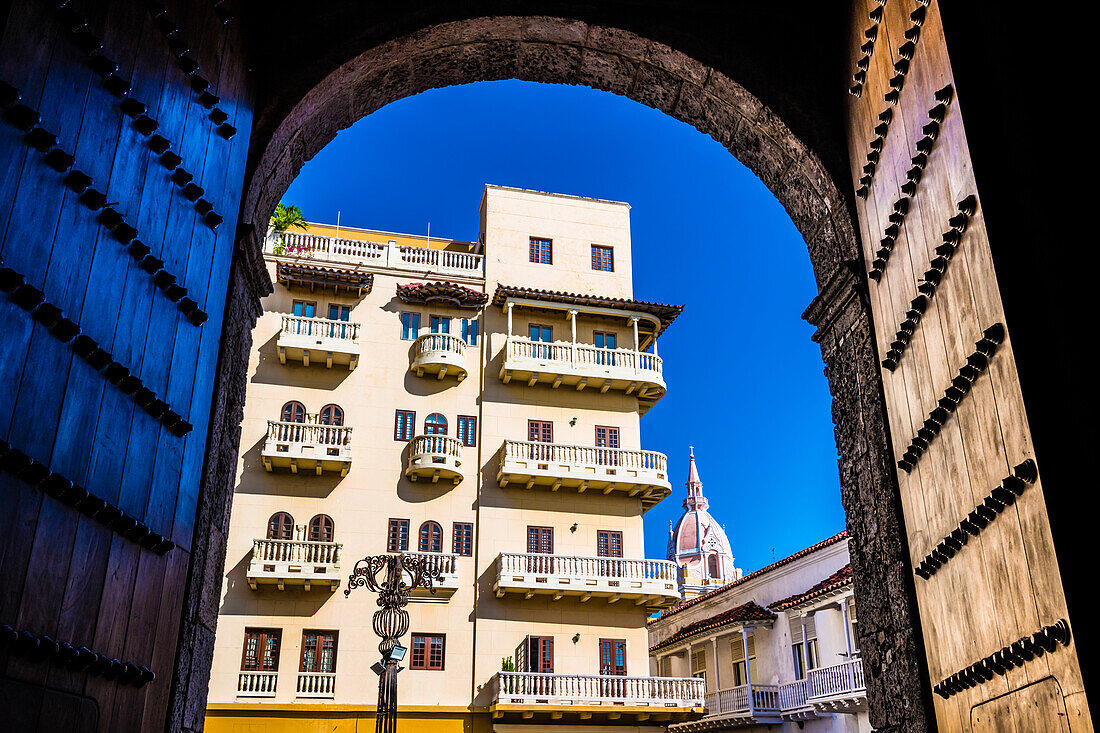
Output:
top-left (667, 448), bottom-right (740, 597)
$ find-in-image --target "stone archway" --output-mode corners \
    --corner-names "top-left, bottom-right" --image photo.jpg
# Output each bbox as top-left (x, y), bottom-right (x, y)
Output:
top-left (180, 17), bottom-right (929, 733)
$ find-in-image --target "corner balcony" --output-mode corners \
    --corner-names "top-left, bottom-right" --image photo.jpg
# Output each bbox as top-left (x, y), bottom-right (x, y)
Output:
top-left (246, 538), bottom-right (342, 592)
top-left (405, 434), bottom-right (464, 484)
top-left (500, 337), bottom-right (666, 412)
top-left (491, 672), bottom-right (704, 724)
top-left (410, 333), bottom-right (468, 381)
top-left (266, 230), bottom-right (485, 280)
top-left (276, 315), bottom-right (360, 369)
top-left (403, 551), bottom-right (460, 601)
top-left (261, 419), bottom-right (352, 476)
top-left (497, 440), bottom-right (671, 511)
top-left (237, 671), bottom-right (277, 698)
top-left (778, 679), bottom-right (818, 721)
top-left (806, 658), bottom-right (866, 713)
top-left (494, 553), bottom-right (680, 609)
top-left (670, 685), bottom-right (781, 730)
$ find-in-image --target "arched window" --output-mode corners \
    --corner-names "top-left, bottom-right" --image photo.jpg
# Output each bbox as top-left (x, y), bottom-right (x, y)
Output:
top-left (308, 514), bottom-right (334, 542)
top-left (319, 404), bottom-right (344, 426)
top-left (418, 521), bottom-right (443, 553)
top-left (267, 512), bottom-right (294, 540)
top-left (424, 413), bottom-right (448, 436)
top-left (708, 554), bottom-right (720, 580)
top-left (281, 400), bottom-right (306, 423)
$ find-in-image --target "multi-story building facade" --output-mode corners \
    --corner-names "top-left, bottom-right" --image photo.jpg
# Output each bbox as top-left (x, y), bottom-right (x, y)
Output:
top-left (649, 513), bottom-right (869, 733)
top-left (204, 185), bottom-right (704, 732)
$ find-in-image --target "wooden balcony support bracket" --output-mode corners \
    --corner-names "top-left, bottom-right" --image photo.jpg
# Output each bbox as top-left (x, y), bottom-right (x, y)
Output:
top-left (551, 711), bottom-right (563, 719)
top-left (609, 712), bottom-right (621, 720)
top-left (527, 373), bottom-right (539, 387)
top-left (578, 480), bottom-right (589, 494)
top-left (626, 381), bottom-right (638, 395)
top-left (600, 381), bottom-right (610, 393)
top-left (552, 374), bottom-right (562, 389)
top-left (602, 484), bottom-right (615, 495)
top-left (437, 366), bottom-right (447, 380)
top-left (525, 478), bottom-right (535, 490)
top-left (608, 593), bottom-right (621, 604)
top-left (501, 369), bottom-right (512, 384)
top-left (302, 349), bottom-right (310, 367)
top-left (581, 592), bottom-right (592, 602)
top-left (522, 712), bottom-right (534, 719)
top-left (552, 591), bottom-right (564, 601)
top-left (579, 712), bottom-right (593, 720)
top-left (551, 479), bottom-right (561, 492)
top-left (637, 713), bottom-right (650, 722)
top-left (278, 345), bottom-right (287, 364)
top-left (576, 377), bottom-right (587, 391)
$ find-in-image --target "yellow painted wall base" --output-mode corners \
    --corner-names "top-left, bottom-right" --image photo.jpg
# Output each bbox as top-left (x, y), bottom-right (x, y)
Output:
top-left (204, 708), bottom-right (490, 733)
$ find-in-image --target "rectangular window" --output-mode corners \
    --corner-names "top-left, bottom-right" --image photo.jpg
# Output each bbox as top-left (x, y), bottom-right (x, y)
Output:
top-left (528, 324), bottom-right (552, 342)
top-left (241, 629), bottom-right (281, 671)
top-left (400, 312), bottom-right (420, 340)
top-left (394, 410), bottom-right (415, 441)
top-left (452, 522), bottom-right (473, 556)
top-left (527, 636), bottom-right (553, 673)
top-left (293, 300), bottom-right (316, 318)
top-left (387, 518), bottom-right (410, 552)
top-left (599, 639), bottom-right (627, 676)
top-left (430, 315), bottom-right (451, 334)
top-left (327, 304), bottom-right (350, 321)
top-left (300, 631), bottom-right (338, 674)
top-left (597, 530), bottom-right (624, 558)
top-left (593, 331), bottom-right (617, 350)
top-left (527, 526), bottom-right (553, 554)
top-left (457, 416), bottom-right (477, 447)
top-left (529, 237), bottom-right (552, 264)
top-left (730, 634), bottom-right (757, 685)
top-left (461, 318), bottom-right (478, 346)
top-left (528, 420), bottom-right (553, 443)
top-left (411, 634), bottom-right (445, 670)
top-left (792, 642), bottom-right (806, 680)
top-left (595, 426), bottom-right (620, 448)
top-left (591, 244), bottom-right (614, 272)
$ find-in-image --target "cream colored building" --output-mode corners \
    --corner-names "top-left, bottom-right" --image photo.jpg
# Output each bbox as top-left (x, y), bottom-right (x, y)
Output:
top-left (649, 529), bottom-right (870, 733)
top-left (205, 185), bottom-right (704, 732)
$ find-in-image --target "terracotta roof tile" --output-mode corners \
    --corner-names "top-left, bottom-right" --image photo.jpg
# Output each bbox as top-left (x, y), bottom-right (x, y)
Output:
top-left (658, 531), bottom-right (848, 620)
top-left (276, 261), bottom-right (374, 293)
top-left (491, 285), bottom-right (683, 336)
top-left (772, 564), bottom-right (853, 610)
top-left (649, 601), bottom-right (776, 652)
top-left (396, 281), bottom-right (488, 309)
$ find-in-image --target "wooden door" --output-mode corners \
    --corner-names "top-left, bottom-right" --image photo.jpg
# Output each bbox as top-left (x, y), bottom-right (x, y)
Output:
top-left (844, 1), bottom-right (1090, 727)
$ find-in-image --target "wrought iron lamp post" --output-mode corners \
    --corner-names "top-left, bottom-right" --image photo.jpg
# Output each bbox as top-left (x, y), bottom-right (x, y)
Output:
top-left (345, 553), bottom-right (440, 733)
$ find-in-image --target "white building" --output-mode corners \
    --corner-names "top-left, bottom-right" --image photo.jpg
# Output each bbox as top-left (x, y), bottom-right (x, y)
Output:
top-left (650, 459), bottom-right (869, 732)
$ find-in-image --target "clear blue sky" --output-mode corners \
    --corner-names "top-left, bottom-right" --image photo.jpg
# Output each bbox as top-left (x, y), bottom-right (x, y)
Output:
top-left (284, 80), bottom-right (845, 572)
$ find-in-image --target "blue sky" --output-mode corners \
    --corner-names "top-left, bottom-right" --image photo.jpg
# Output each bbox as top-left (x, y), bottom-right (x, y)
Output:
top-left (284, 80), bottom-right (845, 572)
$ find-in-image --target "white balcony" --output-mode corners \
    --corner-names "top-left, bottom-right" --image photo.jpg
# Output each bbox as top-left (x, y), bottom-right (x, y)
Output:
top-left (500, 337), bottom-right (666, 410)
top-left (497, 440), bottom-right (671, 510)
top-left (261, 418), bottom-right (352, 476)
top-left (296, 672), bottom-right (336, 699)
top-left (668, 684), bottom-right (782, 731)
top-left (266, 230), bottom-right (484, 280)
top-left (402, 551), bottom-right (460, 601)
top-left (410, 333), bottom-right (468, 381)
top-left (246, 538), bottom-right (342, 592)
top-left (778, 679), bottom-right (818, 720)
top-left (276, 315), bottom-right (360, 370)
top-left (491, 672), bottom-right (704, 723)
top-left (806, 658), bottom-right (866, 713)
top-left (237, 671), bottom-right (277, 698)
top-left (494, 552), bottom-right (680, 609)
top-left (405, 434), bottom-right (465, 484)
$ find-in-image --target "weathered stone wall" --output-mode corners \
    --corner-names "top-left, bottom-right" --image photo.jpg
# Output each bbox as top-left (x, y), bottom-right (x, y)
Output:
top-left (804, 266), bottom-right (932, 732)
top-left (167, 241), bottom-right (270, 733)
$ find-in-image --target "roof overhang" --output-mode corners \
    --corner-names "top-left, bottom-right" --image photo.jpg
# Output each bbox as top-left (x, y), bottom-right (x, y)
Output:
top-left (492, 285), bottom-right (683, 340)
top-left (275, 261), bottom-right (373, 295)
top-left (396, 281), bottom-right (488, 309)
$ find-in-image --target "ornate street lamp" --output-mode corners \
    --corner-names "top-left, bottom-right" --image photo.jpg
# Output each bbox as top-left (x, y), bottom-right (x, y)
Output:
top-left (345, 553), bottom-right (440, 733)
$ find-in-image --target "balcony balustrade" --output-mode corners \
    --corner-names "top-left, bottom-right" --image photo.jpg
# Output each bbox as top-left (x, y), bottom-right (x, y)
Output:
top-left (261, 417), bottom-right (352, 476)
top-left (246, 538), bottom-right (342, 592)
top-left (497, 440), bottom-right (671, 510)
top-left (500, 336), bottom-right (666, 412)
top-left (405, 434), bottom-right (464, 484)
top-left (806, 658), bottom-right (866, 713)
top-left (777, 679), bottom-right (818, 720)
top-left (410, 333), bottom-right (468, 381)
top-left (237, 671), bottom-right (277, 698)
top-left (494, 552), bottom-right (679, 609)
top-left (492, 672), bottom-right (704, 720)
top-left (668, 684), bottom-right (781, 731)
top-left (266, 230), bottom-right (484, 279)
top-left (297, 672), bottom-right (336, 699)
top-left (402, 550), bottom-right (460, 600)
top-left (276, 315), bottom-right (360, 369)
